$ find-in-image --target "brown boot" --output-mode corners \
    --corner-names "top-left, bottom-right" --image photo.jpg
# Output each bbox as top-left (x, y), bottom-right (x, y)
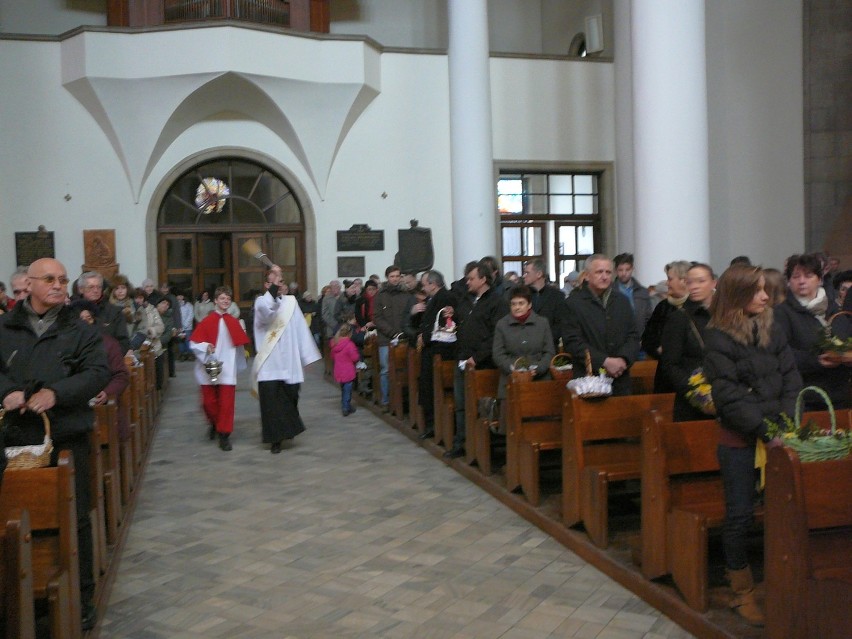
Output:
top-left (727, 566), bottom-right (764, 627)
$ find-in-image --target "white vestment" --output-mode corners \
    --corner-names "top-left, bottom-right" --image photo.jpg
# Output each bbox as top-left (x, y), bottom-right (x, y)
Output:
top-left (253, 292), bottom-right (321, 385)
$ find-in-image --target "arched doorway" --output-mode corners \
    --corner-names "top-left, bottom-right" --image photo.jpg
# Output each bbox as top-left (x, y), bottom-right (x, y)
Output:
top-left (157, 157), bottom-right (306, 310)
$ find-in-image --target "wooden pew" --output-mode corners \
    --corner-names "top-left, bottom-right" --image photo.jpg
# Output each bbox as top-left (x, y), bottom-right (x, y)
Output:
top-left (388, 341), bottom-right (409, 419)
top-left (357, 334), bottom-right (377, 401)
top-left (126, 357), bottom-right (146, 477)
top-left (640, 410), bottom-right (724, 610)
top-left (87, 429), bottom-right (108, 585)
top-left (95, 401), bottom-right (122, 546)
top-left (1, 509), bottom-right (36, 639)
top-left (464, 368), bottom-right (500, 466)
top-left (407, 347), bottom-right (424, 433)
top-left (505, 379), bottom-right (565, 502)
top-left (0, 451), bottom-right (81, 639)
top-left (629, 359), bottom-right (657, 395)
top-left (120, 358), bottom-right (141, 504)
top-left (432, 356), bottom-right (456, 448)
top-left (765, 446), bottom-right (852, 639)
top-left (562, 390), bottom-right (675, 546)
top-left (141, 348), bottom-right (157, 422)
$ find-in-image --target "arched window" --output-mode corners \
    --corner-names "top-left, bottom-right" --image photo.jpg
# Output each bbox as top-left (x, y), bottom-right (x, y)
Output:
top-left (157, 158), bottom-right (306, 309)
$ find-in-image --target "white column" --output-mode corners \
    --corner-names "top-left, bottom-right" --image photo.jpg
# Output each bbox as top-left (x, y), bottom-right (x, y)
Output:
top-left (631, 0), bottom-right (709, 282)
top-left (448, 0), bottom-right (497, 277)
top-left (613, 0), bottom-right (636, 254)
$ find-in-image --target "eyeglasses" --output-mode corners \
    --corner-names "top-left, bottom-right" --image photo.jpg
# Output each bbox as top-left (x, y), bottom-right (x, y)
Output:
top-left (29, 274), bottom-right (70, 286)
top-left (12, 289), bottom-right (26, 295)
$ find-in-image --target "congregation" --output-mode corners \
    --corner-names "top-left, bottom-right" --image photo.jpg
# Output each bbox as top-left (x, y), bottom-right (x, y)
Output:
top-left (0, 248), bottom-right (850, 635)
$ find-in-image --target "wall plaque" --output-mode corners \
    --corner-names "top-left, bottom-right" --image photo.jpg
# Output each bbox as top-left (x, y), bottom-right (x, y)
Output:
top-left (337, 224), bottom-right (384, 251)
top-left (15, 226), bottom-right (55, 266)
top-left (394, 219), bottom-right (434, 273)
top-left (337, 256), bottom-right (365, 277)
top-left (82, 229), bottom-right (119, 283)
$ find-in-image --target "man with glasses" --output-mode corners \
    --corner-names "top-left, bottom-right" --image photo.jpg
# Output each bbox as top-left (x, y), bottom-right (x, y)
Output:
top-left (78, 271), bottom-right (130, 353)
top-left (0, 258), bottom-right (110, 631)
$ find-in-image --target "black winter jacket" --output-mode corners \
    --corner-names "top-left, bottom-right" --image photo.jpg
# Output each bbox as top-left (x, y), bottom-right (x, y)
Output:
top-left (773, 295), bottom-right (850, 409)
top-left (96, 297), bottom-right (130, 353)
top-left (455, 287), bottom-right (509, 368)
top-left (660, 300), bottom-right (711, 421)
top-left (419, 287), bottom-right (457, 358)
top-left (0, 302), bottom-right (110, 445)
top-left (530, 284), bottom-right (565, 350)
top-left (561, 285), bottom-right (639, 396)
top-left (703, 324), bottom-right (801, 444)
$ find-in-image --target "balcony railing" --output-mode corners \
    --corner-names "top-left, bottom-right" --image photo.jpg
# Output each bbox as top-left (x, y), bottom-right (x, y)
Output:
top-left (164, 0), bottom-right (290, 27)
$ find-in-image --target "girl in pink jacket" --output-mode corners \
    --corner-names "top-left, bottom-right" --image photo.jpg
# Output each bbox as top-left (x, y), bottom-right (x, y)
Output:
top-left (330, 324), bottom-right (361, 416)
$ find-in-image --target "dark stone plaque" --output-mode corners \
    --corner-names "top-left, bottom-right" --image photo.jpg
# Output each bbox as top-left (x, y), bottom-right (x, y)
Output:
top-left (395, 220), bottom-right (433, 273)
top-left (337, 256), bottom-right (365, 278)
top-left (15, 227), bottom-right (55, 266)
top-left (337, 224), bottom-right (384, 251)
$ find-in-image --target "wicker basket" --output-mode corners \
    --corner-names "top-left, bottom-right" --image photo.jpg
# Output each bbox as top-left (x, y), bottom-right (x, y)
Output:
top-left (549, 354), bottom-right (574, 381)
top-left (510, 357), bottom-right (536, 383)
top-left (767, 386), bottom-right (852, 463)
top-left (2, 409), bottom-right (53, 470)
top-left (821, 311), bottom-right (852, 364)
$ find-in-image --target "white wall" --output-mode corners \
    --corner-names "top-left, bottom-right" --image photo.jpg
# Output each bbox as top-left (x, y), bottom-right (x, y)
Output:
top-left (0, 28), bottom-right (615, 290)
top-left (491, 57), bottom-right (614, 162)
top-left (705, 0), bottom-right (804, 271)
top-left (0, 0), bottom-right (105, 34)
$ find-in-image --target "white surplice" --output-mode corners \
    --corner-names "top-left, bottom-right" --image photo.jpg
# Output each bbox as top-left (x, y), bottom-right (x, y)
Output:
top-left (253, 291), bottom-right (321, 384)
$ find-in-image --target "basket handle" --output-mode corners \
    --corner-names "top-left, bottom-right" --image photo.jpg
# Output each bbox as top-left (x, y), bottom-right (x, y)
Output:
top-left (584, 349), bottom-right (593, 377)
top-left (794, 385), bottom-right (836, 434)
top-left (828, 310), bottom-right (852, 326)
top-left (0, 408), bottom-right (52, 440)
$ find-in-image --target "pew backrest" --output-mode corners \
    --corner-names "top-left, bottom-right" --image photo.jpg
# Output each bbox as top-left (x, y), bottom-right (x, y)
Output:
top-left (562, 390), bottom-right (674, 526)
top-left (766, 445), bottom-right (852, 639)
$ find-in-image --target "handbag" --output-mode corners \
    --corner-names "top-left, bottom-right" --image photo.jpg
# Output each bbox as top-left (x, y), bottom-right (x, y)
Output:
top-left (430, 306), bottom-right (457, 343)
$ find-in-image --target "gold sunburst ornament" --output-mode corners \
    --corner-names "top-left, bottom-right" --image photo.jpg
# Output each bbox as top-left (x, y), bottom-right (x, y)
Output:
top-left (195, 177), bottom-right (230, 215)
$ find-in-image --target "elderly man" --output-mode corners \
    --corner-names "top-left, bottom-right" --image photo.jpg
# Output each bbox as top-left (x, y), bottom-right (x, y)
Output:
top-left (253, 265), bottom-right (321, 454)
top-left (0, 258), bottom-right (110, 630)
top-left (561, 254), bottom-right (640, 396)
top-left (78, 271), bottom-right (130, 353)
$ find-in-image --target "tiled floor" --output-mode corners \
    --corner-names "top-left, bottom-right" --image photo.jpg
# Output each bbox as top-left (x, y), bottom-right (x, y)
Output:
top-left (99, 361), bottom-right (694, 638)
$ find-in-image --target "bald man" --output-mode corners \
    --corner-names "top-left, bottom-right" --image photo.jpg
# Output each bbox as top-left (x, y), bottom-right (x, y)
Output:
top-left (0, 258), bottom-right (110, 630)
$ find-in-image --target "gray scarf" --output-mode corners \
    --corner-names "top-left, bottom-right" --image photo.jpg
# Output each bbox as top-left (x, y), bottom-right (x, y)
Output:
top-left (24, 299), bottom-right (62, 337)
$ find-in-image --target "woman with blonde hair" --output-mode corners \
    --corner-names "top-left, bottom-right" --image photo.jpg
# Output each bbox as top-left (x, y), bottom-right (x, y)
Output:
top-left (660, 262), bottom-right (716, 421)
top-left (703, 265), bottom-right (801, 626)
top-left (641, 260), bottom-right (691, 393)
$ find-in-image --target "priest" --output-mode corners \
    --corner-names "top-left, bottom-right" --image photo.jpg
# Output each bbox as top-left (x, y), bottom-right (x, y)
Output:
top-left (253, 265), bottom-right (321, 454)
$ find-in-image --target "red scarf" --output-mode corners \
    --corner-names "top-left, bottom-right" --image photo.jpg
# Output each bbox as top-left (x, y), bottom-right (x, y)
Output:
top-left (192, 311), bottom-right (250, 348)
top-left (513, 309), bottom-right (533, 324)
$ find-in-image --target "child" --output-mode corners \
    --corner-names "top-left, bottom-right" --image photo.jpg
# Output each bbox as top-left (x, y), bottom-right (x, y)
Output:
top-left (330, 323), bottom-right (361, 416)
top-left (190, 286), bottom-right (250, 451)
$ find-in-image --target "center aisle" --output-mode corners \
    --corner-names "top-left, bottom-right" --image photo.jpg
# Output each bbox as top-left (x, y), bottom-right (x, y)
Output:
top-left (99, 358), bottom-right (692, 638)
